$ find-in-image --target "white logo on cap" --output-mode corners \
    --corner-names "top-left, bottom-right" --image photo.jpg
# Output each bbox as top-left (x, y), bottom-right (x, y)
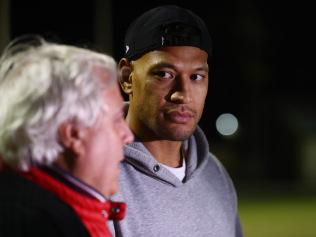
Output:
top-left (125, 45), bottom-right (130, 53)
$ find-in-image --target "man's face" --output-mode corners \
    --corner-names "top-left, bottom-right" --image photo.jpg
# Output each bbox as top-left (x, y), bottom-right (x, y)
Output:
top-left (79, 77), bottom-right (133, 196)
top-left (127, 46), bottom-right (209, 141)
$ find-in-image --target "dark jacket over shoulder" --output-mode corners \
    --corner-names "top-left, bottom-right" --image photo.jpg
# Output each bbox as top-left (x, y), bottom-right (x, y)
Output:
top-left (0, 170), bottom-right (89, 237)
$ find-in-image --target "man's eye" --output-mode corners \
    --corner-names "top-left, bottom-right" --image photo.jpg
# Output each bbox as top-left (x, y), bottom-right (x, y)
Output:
top-left (191, 74), bottom-right (204, 81)
top-left (155, 71), bottom-right (174, 80)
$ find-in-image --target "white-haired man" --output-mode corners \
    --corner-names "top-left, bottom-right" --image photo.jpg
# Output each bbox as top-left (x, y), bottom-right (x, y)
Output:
top-left (0, 36), bottom-right (133, 237)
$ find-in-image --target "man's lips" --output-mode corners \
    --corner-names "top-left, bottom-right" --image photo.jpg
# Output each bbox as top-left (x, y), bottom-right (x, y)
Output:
top-left (165, 110), bottom-right (194, 124)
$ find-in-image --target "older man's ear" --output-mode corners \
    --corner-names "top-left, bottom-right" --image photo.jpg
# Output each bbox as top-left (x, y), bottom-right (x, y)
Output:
top-left (58, 122), bottom-right (85, 158)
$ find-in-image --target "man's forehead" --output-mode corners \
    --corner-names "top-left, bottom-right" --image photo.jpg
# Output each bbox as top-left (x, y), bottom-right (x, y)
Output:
top-left (134, 48), bottom-right (209, 71)
top-left (102, 84), bottom-right (124, 111)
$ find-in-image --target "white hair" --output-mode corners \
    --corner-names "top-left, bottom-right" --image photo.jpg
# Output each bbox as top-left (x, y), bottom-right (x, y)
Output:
top-left (0, 35), bottom-right (118, 170)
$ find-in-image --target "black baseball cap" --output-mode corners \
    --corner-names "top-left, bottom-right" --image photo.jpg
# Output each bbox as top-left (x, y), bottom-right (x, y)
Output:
top-left (124, 5), bottom-right (212, 60)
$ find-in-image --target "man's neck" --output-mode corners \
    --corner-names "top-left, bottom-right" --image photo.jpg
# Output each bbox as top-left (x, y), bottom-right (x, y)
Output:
top-left (125, 110), bottom-right (185, 167)
top-left (142, 140), bottom-right (183, 168)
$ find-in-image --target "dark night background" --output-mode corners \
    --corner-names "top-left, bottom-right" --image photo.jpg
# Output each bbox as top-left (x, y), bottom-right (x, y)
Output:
top-left (1, 0), bottom-right (315, 235)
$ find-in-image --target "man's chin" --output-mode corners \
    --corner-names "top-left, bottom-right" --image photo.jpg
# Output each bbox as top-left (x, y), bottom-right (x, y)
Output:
top-left (160, 127), bottom-right (195, 141)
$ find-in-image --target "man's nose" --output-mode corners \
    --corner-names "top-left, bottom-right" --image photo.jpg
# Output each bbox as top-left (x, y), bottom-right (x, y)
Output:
top-left (170, 77), bottom-right (192, 104)
top-left (122, 123), bottom-right (134, 144)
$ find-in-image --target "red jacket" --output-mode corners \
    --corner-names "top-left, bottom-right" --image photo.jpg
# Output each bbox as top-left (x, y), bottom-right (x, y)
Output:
top-left (22, 167), bottom-right (126, 237)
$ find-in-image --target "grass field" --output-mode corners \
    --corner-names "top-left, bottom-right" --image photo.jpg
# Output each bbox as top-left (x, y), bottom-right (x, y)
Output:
top-left (238, 195), bottom-right (316, 237)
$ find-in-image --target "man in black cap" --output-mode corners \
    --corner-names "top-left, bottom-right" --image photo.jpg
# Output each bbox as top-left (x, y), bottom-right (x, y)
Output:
top-left (109, 5), bottom-right (243, 237)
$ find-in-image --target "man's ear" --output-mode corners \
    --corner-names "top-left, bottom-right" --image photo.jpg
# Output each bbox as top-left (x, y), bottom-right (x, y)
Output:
top-left (119, 58), bottom-right (133, 94)
top-left (58, 122), bottom-right (85, 157)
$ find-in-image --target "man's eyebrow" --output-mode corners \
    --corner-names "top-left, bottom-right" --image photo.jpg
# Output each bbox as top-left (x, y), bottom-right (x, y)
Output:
top-left (149, 62), bottom-right (209, 72)
top-left (196, 64), bottom-right (209, 72)
top-left (148, 62), bottom-right (175, 70)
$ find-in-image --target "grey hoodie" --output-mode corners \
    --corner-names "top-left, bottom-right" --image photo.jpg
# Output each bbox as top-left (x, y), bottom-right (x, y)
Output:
top-left (109, 126), bottom-right (243, 237)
